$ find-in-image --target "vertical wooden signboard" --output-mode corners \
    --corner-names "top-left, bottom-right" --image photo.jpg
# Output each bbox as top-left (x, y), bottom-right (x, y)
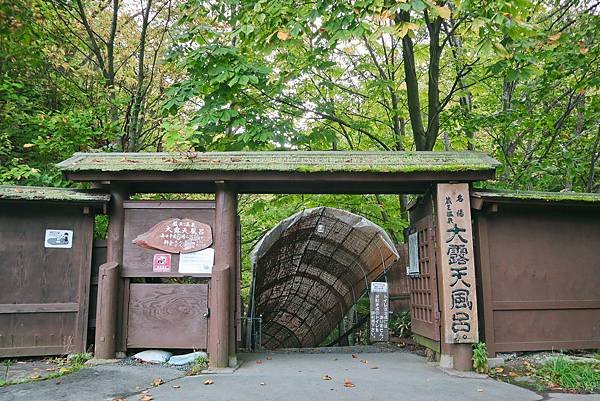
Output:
top-left (369, 282), bottom-right (389, 342)
top-left (435, 183), bottom-right (478, 344)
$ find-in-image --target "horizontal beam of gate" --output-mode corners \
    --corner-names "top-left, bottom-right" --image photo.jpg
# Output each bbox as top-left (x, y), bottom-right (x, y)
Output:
top-left (0, 303), bottom-right (80, 314)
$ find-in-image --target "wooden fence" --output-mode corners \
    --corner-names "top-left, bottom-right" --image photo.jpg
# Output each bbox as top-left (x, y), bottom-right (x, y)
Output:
top-left (472, 192), bottom-right (600, 356)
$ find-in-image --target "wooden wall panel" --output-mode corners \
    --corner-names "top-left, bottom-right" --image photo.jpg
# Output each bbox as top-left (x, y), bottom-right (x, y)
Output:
top-left (127, 284), bottom-right (209, 349)
top-left (0, 204), bottom-right (93, 357)
top-left (475, 204), bottom-right (600, 356)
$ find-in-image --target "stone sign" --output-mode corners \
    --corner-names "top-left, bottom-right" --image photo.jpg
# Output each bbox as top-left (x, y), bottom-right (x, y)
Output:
top-left (133, 218), bottom-right (212, 254)
top-left (435, 183), bottom-right (478, 344)
top-left (369, 282), bottom-right (389, 342)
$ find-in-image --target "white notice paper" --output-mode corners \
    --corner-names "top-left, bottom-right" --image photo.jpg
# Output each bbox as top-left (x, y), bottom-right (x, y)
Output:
top-left (406, 231), bottom-right (420, 276)
top-left (178, 248), bottom-right (214, 274)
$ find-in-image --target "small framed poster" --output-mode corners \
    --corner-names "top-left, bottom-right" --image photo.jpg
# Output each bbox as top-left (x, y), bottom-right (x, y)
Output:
top-left (179, 248), bottom-right (214, 274)
top-left (406, 231), bottom-right (420, 276)
top-left (153, 254), bottom-right (171, 273)
top-left (44, 229), bottom-right (73, 249)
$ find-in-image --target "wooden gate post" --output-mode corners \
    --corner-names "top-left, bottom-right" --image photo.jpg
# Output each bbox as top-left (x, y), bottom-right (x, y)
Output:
top-left (95, 262), bottom-right (119, 359)
top-left (208, 264), bottom-right (230, 368)
top-left (435, 183), bottom-right (479, 371)
top-left (95, 184), bottom-right (127, 359)
top-left (214, 182), bottom-right (238, 367)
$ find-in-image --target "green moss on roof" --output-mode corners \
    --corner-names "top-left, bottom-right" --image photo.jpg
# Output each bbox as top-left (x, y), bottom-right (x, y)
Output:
top-left (0, 185), bottom-right (110, 203)
top-left (57, 151), bottom-right (500, 174)
top-left (472, 188), bottom-right (600, 203)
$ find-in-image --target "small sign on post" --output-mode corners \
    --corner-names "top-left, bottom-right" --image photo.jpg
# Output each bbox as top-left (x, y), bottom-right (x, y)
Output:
top-left (369, 282), bottom-right (389, 342)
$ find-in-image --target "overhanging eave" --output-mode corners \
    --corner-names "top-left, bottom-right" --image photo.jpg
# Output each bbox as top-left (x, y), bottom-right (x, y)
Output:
top-left (63, 169), bottom-right (496, 194)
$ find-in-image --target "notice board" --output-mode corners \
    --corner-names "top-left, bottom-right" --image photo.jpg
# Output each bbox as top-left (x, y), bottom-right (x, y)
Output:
top-left (122, 201), bottom-right (215, 277)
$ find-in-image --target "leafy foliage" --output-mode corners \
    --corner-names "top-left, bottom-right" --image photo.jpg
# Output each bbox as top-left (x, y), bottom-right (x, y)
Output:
top-left (389, 310), bottom-right (412, 338)
top-left (472, 342), bottom-right (489, 373)
top-left (537, 356), bottom-right (600, 393)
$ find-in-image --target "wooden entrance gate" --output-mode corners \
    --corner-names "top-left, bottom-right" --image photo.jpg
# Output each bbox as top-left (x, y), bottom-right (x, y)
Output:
top-left (119, 201), bottom-right (215, 350)
top-left (408, 198), bottom-right (441, 347)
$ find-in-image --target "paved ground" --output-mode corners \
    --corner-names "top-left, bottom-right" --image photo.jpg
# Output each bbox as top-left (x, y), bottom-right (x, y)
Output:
top-left (0, 363), bottom-right (184, 401)
top-left (1, 351), bottom-right (599, 401)
top-left (2, 359), bottom-right (65, 382)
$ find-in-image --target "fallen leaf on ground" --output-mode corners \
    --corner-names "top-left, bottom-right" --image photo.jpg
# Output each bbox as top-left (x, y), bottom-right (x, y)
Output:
top-left (112, 399), bottom-right (124, 401)
top-left (508, 371), bottom-right (519, 377)
top-left (55, 380), bottom-right (62, 385)
top-left (203, 379), bottom-right (214, 385)
top-left (256, 360), bottom-right (262, 364)
top-left (59, 367), bottom-right (70, 373)
top-left (322, 375), bottom-right (332, 380)
top-left (46, 368), bottom-right (56, 372)
top-left (494, 367), bottom-right (504, 373)
top-left (351, 354), bottom-right (358, 359)
top-left (139, 395), bottom-right (153, 401)
top-left (29, 375), bottom-right (42, 380)
top-left (343, 378), bottom-right (355, 388)
top-left (360, 360), bottom-right (368, 364)
top-left (152, 378), bottom-right (164, 387)
top-left (266, 356), bottom-right (272, 360)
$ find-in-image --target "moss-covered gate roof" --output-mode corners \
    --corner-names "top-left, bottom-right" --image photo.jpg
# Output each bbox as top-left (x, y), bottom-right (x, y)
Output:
top-left (0, 185), bottom-right (110, 204)
top-left (471, 188), bottom-right (600, 206)
top-left (57, 151), bottom-right (500, 194)
top-left (58, 151), bottom-right (499, 173)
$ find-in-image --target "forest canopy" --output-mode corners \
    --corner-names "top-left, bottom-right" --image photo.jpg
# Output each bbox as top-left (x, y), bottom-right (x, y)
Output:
top-left (1, 0), bottom-right (598, 245)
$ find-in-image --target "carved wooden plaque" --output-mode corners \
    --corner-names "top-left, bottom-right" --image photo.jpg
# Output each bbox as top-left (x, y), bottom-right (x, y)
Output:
top-left (133, 218), bottom-right (212, 254)
top-left (435, 183), bottom-right (478, 344)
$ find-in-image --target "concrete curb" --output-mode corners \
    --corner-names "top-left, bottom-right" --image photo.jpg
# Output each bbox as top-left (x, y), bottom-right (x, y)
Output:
top-left (201, 362), bottom-right (242, 375)
top-left (437, 366), bottom-right (489, 379)
top-left (84, 358), bottom-right (119, 366)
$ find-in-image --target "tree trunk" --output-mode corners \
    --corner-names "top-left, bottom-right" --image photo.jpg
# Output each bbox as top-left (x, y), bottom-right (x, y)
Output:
top-left (126, 0), bottom-right (152, 152)
top-left (398, 11), bottom-right (427, 150)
